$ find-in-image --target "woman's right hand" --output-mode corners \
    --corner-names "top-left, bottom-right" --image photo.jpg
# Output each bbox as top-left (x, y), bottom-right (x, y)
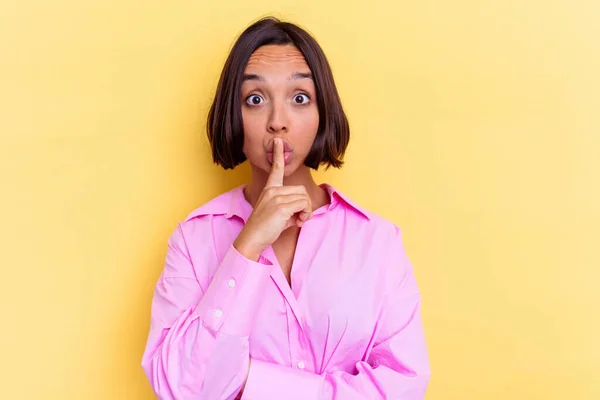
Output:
top-left (233, 138), bottom-right (313, 261)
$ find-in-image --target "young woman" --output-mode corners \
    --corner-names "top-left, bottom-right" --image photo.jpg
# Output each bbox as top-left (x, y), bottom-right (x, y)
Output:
top-left (142, 17), bottom-right (430, 400)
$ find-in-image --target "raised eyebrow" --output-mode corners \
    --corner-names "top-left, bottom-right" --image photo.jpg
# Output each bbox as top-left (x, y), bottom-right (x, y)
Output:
top-left (289, 72), bottom-right (313, 81)
top-left (242, 73), bottom-right (265, 82)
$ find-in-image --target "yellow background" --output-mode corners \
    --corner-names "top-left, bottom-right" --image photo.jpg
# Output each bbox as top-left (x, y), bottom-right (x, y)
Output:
top-left (1, 0), bottom-right (598, 399)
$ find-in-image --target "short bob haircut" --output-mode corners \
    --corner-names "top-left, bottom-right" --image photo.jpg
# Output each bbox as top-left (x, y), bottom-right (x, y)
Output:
top-left (207, 17), bottom-right (350, 170)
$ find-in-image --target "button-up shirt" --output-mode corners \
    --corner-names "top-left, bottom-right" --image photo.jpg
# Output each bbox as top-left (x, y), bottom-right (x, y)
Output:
top-left (142, 184), bottom-right (430, 399)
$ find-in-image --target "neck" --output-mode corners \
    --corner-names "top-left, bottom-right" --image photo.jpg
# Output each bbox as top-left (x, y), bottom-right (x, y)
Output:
top-left (244, 164), bottom-right (329, 210)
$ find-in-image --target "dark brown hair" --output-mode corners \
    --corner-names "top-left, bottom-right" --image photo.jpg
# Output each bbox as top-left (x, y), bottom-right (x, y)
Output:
top-left (207, 17), bottom-right (350, 170)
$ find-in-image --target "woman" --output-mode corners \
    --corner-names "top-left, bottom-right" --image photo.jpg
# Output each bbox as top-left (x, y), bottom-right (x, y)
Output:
top-left (142, 17), bottom-right (430, 400)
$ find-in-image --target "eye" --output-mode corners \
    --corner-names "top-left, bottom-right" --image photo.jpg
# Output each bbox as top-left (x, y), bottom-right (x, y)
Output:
top-left (246, 94), bottom-right (264, 106)
top-left (293, 93), bottom-right (310, 105)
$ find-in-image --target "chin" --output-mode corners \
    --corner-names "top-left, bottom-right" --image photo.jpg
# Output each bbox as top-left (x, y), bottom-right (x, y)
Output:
top-left (273, 162), bottom-right (297, 176)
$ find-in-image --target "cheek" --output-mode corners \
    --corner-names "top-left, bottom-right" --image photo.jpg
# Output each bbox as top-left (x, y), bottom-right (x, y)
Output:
top-left (294, 107), bottom-right (320, 147)
top-left (241, 111), bottom-right (262, 153)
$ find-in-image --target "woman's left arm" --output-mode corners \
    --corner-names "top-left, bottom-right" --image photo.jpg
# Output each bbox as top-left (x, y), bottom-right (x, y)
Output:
top-left (240, 226), bottom-right (431, 400)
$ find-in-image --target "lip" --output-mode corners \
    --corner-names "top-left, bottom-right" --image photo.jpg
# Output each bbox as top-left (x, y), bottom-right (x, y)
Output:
top-left (267, 151), bottom-right (293, 165)
top-left (266, 139), bottom-right (294, 153)
top-left (266, 138), bottom-right (294, 166)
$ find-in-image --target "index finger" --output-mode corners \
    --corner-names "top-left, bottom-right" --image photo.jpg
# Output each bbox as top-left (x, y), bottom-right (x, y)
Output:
top-left (266, 138), bottom-right (284, 188)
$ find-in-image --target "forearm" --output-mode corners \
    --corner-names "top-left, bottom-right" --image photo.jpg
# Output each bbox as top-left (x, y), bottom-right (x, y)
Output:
top-left (143, 244), bottom-right (274, 399)
top-left (239, 358), bottom-right (429, 400)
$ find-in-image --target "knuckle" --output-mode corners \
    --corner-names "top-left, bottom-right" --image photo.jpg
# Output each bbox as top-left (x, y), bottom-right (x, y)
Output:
top-left (278, 204), bottom-right (291, 215)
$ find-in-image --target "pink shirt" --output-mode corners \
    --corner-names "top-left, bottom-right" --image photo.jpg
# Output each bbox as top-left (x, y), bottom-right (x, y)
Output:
top-left (142, 184), bottom-right (430, 399)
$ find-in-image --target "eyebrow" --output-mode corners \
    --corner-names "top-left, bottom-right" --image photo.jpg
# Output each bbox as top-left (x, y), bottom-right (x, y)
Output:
top-left (242, 72), bottom-right (313, 82)
top-left (288, 72), bottom-right (313, 81)
top-left (243, 73), bottom-right (265, 82)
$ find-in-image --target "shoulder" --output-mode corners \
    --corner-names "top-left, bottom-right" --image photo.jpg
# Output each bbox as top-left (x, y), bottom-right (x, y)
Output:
top-left (183, 186), bottom-right (245, 223)
top-left (357, 210), bottom-right (414, 293)
top-left (164, 187), bottom-right (247, 281)
top-left (331, 190), bottom-right (414, 295)
top-left (330, 185), bottom-right (411, 272)
top-left (326, 183), bottom-right (401, 239)
top-left (362, 210), bottom-right (405, 255)
top-left (167, 186), bottom-right (246, 252)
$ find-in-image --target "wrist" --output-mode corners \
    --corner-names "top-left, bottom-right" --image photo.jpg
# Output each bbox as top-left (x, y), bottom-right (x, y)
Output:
top-left (233, 235), bottom-right (264, 262)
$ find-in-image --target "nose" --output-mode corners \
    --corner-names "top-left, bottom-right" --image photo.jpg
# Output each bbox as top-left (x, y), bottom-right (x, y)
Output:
top-left (267, 100), bottom-right (288, 134)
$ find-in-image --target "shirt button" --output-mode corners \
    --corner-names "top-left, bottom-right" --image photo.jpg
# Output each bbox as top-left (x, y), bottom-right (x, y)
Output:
top-left (228, 279), bottom-right (236, 288)
top-left (214, 309), bottom-right (223, 318)
top-left (297, 361), bottom-right (305, 370)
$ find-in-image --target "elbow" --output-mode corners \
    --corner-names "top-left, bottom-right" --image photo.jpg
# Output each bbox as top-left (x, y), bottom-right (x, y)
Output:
top-left (141, 348), bottom-right (201, 400)
top-left (414, 361), bottom-right (431, 397)
top-left (141, 353), bottom-right (176, 400)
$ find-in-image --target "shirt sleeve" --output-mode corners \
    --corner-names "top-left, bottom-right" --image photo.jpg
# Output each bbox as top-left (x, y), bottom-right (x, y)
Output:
top-left (240, 225), bottom-right (430, 400)
top-left (141, 222), bottom-right (274, 400)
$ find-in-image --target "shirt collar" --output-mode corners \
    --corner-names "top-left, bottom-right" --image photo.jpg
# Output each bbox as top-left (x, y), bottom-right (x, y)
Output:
top-left (185, 183), bottom-right (370, 222)
top-left (320, 183), bottom-right (370, 220)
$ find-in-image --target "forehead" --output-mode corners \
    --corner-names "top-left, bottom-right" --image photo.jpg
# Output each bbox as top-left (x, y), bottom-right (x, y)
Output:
top-left (245, 45), bottom-right (310, 72)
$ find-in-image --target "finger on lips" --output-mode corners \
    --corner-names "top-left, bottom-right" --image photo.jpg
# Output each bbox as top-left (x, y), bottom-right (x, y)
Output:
top-left (264, 139), bottom-right (314, 224)
top-left (266, 138), bottom-right (285, 188)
